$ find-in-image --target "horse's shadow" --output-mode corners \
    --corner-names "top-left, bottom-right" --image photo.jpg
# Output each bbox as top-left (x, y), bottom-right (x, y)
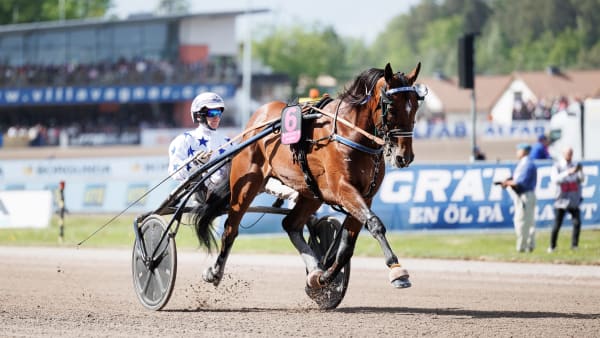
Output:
top-left (336, 306), bottom-right (600, 320)
top-left (163, 306), bottom-right (600, 320)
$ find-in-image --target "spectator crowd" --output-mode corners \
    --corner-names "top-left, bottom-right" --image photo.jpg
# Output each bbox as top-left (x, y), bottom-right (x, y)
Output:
top-left (0, 55), bottom-right (240, 147)
top-left (1, 56), bottom-right (238, 88)
top-left (2, 107), bottom-right (176, 147)
top-left (512, 96), bottom-right (576, 120)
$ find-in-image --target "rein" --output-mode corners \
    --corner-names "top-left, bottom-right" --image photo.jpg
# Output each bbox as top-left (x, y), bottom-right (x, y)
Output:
top-left (307, 105), bottom-right (386, 146)
top-left (307, 82), bottom-right (425, 151)
top-left (77, 117), bottom-right (282, 246)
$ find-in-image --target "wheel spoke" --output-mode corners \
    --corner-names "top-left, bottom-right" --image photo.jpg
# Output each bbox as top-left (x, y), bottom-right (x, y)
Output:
top-left (141, 270), bottom-right (152, 294)
top-left (154, 269), bottom-right (166, 292)
top-left (153, 245), bottom-right (170, 267)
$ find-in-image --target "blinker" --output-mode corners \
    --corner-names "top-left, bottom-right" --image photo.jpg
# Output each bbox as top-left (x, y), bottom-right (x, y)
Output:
top-left (385, 84), bottom-right (428, 101)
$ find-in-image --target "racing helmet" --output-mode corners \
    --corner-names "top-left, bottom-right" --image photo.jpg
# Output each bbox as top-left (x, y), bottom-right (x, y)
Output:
top-left (190, 92), bottom-right (225, 123)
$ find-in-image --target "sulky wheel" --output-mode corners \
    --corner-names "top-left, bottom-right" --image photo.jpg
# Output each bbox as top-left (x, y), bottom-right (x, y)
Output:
top-left (305, 216), bottom-right (350, 310)
top-left (132, 214), bottom-right (177, 311)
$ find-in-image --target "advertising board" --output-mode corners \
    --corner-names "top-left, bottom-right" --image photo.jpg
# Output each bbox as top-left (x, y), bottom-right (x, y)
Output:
top-left (1, 157), bottom-right (598, 232)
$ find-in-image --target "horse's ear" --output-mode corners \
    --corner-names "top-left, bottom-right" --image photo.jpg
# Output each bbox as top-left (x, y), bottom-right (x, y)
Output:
top-left (384, 63), bottom-right (394, 83)
top-left (407, 62), bottom-right (421, 85)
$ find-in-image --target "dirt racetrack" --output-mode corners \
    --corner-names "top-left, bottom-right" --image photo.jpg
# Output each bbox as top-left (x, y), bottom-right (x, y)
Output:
top-left (1, 246), bottom-right (599, 337)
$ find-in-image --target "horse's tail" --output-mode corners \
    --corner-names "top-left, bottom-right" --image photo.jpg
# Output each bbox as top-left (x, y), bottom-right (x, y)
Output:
top-left (191, 179), bottom-right (230, 252)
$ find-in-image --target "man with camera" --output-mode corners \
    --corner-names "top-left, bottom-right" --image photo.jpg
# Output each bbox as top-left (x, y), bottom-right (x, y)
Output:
top-left (548, 146), bottom-right (585, 252)
top-left (499, 143), bottom-right (538, 252)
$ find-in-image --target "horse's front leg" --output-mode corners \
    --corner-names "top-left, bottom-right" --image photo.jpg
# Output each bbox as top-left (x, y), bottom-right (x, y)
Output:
top-left (364, 211), bottom-right (410, 288)
top-left (320, 183), bottom-right (410, 289)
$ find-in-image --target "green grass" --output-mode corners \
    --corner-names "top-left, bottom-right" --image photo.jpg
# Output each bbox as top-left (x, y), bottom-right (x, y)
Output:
top-left (1, 214), bottom-right (599, 265)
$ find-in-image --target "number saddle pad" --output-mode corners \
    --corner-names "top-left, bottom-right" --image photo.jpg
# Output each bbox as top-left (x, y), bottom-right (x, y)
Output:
top-left (281, 105), bottom-right (302, 145)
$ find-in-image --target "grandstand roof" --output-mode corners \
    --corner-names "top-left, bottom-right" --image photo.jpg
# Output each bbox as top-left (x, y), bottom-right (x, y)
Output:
top-left (421, 74), bottom-right (512, 113)
top-left (421, 68), bottom-right (600, 115)
top-left (513, 69), bottom-right (600, 100)
top-left (0, 9), bottom-right (269, 34)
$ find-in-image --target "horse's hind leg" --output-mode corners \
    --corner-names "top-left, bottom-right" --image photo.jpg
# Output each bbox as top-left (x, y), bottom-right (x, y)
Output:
top-left (202, 171), bottom-right (264, 286)
top-left (319, 216), bottom-right (360, 286)
top-left (202, 217), bottom-right (233, 286)
top-left (281, 197), bottom-right (323, 276)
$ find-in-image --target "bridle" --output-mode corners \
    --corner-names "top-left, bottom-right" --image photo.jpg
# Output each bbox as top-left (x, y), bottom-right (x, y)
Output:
top-left (377, 79), bottom-right (427, 142)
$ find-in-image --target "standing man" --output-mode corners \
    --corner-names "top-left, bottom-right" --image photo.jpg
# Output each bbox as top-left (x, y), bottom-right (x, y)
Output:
top-left (548, 146), bottom-right (585, 252)
top-left (501, 143), bottom-right (538, 252)
top-left (530, 134), bottom-right (551, 160)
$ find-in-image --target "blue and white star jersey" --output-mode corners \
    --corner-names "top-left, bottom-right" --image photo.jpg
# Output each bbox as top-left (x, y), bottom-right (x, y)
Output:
top-left (168, 124), bottom-right (232, 183)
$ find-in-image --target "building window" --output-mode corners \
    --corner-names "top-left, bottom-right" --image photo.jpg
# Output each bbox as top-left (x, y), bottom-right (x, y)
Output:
top-left (68, 29), bottom-right (96, 64)
top-left (0, 35), bottom-right (23, 66)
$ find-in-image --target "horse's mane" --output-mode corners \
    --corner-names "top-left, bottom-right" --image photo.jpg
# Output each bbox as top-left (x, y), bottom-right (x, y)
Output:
top-left (338, 68), bottom-right (384, 108)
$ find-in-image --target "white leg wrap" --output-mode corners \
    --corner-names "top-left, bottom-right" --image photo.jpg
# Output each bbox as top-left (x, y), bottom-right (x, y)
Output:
top-left (264, 178), bottom-right (299, 202)
top-left (388, 264), bottom-right (409, 283)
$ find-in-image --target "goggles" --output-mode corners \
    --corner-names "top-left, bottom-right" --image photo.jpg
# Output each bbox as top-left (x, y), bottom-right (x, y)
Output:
top-left (205, 108), bottom-right (223, 118)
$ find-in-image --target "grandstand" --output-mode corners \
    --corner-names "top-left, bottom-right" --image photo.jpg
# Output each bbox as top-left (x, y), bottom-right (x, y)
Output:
top-left (0, 9), bottom-right (270, 148)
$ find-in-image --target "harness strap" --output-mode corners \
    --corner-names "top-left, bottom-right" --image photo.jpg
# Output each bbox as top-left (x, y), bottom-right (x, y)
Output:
top-left (291, 99), bottom-right (334, 201)
top-left (296, 144), bottom-right (323, 200)
top-left (307, 105), bottom-right (386, 146)
top-left (387, 129), bottom-right (414, 138)
top-left (331, 134), bottom-right (383, 155)
top-left (364, 151), bottom-right (383, 199)
top-left (332, 100), bottom-right (341, 135)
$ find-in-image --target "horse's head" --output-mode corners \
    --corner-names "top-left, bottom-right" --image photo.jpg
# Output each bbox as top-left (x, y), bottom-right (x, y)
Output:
top-left (377, 62), bottom-right (426, 168)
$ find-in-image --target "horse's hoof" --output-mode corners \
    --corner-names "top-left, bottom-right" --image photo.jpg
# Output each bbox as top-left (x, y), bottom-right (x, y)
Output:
top-left (391, 276), bottom-right (412, 289)
top-left (202, 267), bottom-right (222, 287)
top-left (389, 265), bottom-right (410, 288)
top-left (307, 269), bottom-right (325, 289)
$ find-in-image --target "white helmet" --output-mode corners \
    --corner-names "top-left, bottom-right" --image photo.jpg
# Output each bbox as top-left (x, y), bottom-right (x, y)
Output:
top-left (190, 92), bottom-right (225, 123)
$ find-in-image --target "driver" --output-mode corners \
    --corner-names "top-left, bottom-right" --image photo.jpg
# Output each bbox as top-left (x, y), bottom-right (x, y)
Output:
top-left (168, 92), bottom-right (231, 188)
top-left (168, 92), bottom-right (298, 203)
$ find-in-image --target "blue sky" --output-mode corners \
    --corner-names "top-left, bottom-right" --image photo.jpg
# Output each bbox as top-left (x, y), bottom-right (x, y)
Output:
top-left (108, 0), bottom-right (420, 44)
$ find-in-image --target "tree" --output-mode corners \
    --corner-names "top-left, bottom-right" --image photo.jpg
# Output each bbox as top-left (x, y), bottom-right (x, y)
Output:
top-left (483, 0), bottom-right (600, 72)
top-left (490, 0), bottom-right (576, 47)
top-left (548, 28), bottom-right (583, 68)
top-left (417, 15), bottom-right (463, 76)
top-left (156, 0), bottom-right (190, 15)
top-left (373, 0), bottom-right (600, 75)
top-left (477, 20), bottom-right (512, 74)
top-left (370, 18), bottom-right (417, 76)
top-left (339, 37), bottom-right (373, 83)
top-left (444, 0), bottom-right (491, 34)
top-left (0, 0), bottom-right (110, 24)
top-left (253, 23), bottom-right (346, 94)
top-left (372, 0), bottom-right (492, 76)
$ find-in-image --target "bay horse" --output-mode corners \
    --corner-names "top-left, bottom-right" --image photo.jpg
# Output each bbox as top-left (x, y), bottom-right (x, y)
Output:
top-left (197, 62), bottom-right (423, 291)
